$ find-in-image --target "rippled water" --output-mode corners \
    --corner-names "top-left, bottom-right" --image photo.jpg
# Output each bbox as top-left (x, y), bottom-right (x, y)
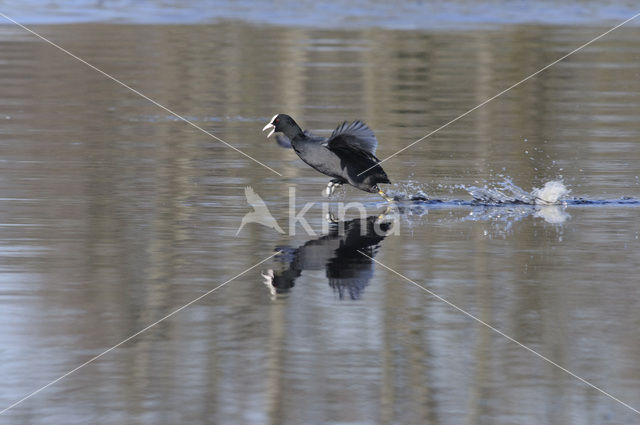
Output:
top-left (1, 18), bottom-right (640, 425)
top-left (4, 0), bottom-right (640, 28)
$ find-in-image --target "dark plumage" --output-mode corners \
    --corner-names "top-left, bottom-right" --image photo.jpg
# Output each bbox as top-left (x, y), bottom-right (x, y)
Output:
top-left (263, 114), bottom-right (393, 201)
top-left (262, 215), bottom-right (393, 299)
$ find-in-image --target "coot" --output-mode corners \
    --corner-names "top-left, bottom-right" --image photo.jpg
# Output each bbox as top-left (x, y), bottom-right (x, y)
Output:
top-left (263, 114), bottom-right (392, 201)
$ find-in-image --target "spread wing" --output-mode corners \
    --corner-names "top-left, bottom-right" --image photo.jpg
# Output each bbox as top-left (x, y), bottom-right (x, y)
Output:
top-left (325, 134), bottom-right (382, 174)
top-left (324, 120), bottom-right (382, 174)
top-left (327, 120), bottom-right (378, 155)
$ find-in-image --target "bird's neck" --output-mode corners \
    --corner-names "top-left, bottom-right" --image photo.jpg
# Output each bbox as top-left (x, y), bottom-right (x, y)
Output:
top-left (283, 123), bottom-right (304, 140)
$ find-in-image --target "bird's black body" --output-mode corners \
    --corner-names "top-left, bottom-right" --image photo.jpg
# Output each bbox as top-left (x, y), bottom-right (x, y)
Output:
top-left (264, 114), bottom-right (391, 197)
top-left (263, 215), bottom-right (393, 299)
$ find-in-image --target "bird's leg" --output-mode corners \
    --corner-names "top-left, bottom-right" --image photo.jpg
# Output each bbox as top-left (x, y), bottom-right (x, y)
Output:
top-left (378, 189), bottom-right (395, 202)
top-left (323, 183), bottom-right (333, 197)
top-left (377, 204), bottom-right (393, 219)
top-left (323, 178), bottom-right (343, 197)
top-left (261, 269), bottom-right (277, 300)
top-left (325, 211), bottom-right (340, 223)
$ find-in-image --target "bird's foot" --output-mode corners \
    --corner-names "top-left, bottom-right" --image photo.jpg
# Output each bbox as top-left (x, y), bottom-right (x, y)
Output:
top-left (376, 203), bottom-right (399, 221)
top-left (377, 204), bottom-right (392, 219)
top-left (261, 269), bottom-right (277, 300)
top-left (323, 180), bottom-right (343, 198)
top-left (325, 211), bottom-right (341, 223)
top-left (378, 190), bottom-right (395, 203)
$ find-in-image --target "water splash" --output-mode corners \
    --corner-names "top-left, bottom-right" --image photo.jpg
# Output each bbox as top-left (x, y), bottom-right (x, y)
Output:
top-left (388, 180), bottom-right (431, 202)
top-left (534, 205), bottom-right (569, 224)
top-left (384, 177), bottom-right (637, 207)
top-left (464, 203), bottom-right (570, 226)
top-left (382, 178), bottom-right (573, 227)
top-left (465, 179), bottom-right (569, 205)
top-left (531, 181), bottom-right (571, 205)
top-left (370, 177), bottom-right (638, 230)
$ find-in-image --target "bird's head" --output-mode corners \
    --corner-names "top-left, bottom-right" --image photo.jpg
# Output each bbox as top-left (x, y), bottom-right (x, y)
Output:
top-left (262, 114), bottom-right (299, 139)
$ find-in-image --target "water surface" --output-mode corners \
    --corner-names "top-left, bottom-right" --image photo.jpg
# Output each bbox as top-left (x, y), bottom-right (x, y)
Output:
top-left (0, 21), bottom-right (639, 425)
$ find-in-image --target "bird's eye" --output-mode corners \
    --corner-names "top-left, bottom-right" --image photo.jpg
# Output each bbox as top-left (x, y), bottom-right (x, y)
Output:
top-left (274, 118), bottom-right (279, 124)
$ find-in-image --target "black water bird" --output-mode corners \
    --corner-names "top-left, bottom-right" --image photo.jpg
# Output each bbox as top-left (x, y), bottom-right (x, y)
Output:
top-left (263, 114), bottom-right (393, 201)
top-left (262, 215), bottom-right (394, 300)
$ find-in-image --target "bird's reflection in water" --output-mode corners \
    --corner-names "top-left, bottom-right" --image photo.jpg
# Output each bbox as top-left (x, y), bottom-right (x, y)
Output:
top-left (262, 215), bottom-right (395, 300)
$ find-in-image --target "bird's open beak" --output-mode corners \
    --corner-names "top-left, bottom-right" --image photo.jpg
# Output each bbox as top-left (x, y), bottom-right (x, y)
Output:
top-left (262, 122), bottom-right (275, 138)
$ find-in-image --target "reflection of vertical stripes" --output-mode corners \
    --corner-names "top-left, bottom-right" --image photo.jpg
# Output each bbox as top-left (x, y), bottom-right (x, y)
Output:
top-left (360, 250), bottom-right (640, 415)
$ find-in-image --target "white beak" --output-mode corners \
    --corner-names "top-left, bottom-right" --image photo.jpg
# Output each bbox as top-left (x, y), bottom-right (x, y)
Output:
top-left (262, 122), bottom-right (275, 138)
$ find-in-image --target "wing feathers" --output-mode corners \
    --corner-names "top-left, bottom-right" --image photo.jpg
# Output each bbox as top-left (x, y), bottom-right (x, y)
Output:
top-left (329, 120), bottom-right (378, 155)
